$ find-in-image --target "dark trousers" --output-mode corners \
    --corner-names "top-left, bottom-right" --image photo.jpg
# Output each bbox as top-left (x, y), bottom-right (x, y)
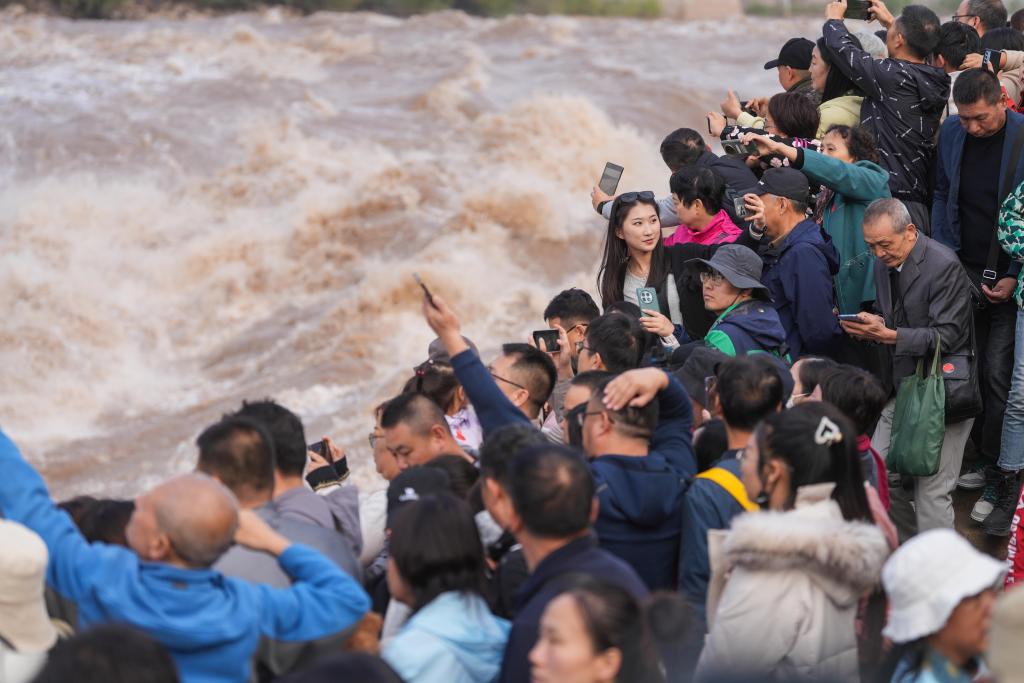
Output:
top-left (903, 200), bottom-right (931, 237)
top-left (972, 297), bottom-right (1018, 463)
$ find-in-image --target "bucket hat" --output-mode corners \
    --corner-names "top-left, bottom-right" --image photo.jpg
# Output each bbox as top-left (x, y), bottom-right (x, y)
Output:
top-left (882, 528), bottom-right (1005, 644)
top-left (686, 244), bottom-right (769, 295)
top-left (0, 519), bottom-right (58, 652)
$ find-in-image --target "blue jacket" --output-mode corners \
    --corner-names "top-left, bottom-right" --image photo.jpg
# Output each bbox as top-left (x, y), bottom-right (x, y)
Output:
top-left (591, 374), bottom-right (695, 591)
top-left (932, 110), bottom-right (1024, 281)
top-left (500, 535), bottom-right (648, 683)
top-left (678, 454), bottom-right (752, 627)
top-left (383, 591), bottom-right (510, 683)
top-left (761, 219), bottom-right (843, 358)
top-left (0, 430), bottom-right (370, 683)
top-left (704, 299), bottom-right (787, 357)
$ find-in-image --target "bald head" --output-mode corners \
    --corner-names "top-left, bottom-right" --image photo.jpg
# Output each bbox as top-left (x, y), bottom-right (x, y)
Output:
top-left (141, 473), bottom-right (238, 568)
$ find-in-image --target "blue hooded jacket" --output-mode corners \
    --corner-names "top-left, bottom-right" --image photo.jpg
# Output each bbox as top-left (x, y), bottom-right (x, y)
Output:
top-left (383, 591), bottom-right (510, 683)
top-left (761, 219), bottom-right (843, 358)
top-left (591, 374), bottom-right (695, 591)
top-left (704, 299), bottom-right (787, 357)
top-left (0, 430), bottom-right (370, 683)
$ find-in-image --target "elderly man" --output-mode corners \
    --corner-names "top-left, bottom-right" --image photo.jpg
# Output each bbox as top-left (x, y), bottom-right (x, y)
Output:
top-left (0, 429), bottom-right (370, 683)
top-left (842, 198), bottom-right (977, 540)
top-left (954, 0), bottom-right (1008, 38)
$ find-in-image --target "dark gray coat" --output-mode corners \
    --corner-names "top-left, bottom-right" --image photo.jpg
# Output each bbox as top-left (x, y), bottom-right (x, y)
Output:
top-left (873, 234), bottom-right (973, 385)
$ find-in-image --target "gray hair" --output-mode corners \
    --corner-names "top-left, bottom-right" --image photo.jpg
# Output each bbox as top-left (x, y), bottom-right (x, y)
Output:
top-left (863, 198), bottom-right (912, 234)
top-left (854, 31), bottom-right (888, 59)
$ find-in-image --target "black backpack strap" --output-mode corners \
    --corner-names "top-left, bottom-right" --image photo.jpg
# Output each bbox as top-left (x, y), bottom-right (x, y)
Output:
top-left (983, 125), bottom-right (1024, 286)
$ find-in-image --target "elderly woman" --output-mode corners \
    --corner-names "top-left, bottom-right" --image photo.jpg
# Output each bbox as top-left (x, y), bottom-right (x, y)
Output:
top-left (686, 244), bottom-right (786, 357)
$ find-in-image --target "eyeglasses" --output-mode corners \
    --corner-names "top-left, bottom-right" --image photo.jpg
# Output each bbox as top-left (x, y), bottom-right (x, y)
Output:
top-left (699, 270), bottom-right (727, 286)
top-left (704, 375), bottom-right (718, 397)
top-left (368, 432), bottom-right (380, 449)
top-left (618, 191), bottom-right (655, 203)
top-left (952, 13), bottom-right (977, 22)
top-left (573, 408), bottom-right (606, 428)
top-left (489, 369), bottom-right (528, 393)
top-left (576, 341), bottom-right (594, 355)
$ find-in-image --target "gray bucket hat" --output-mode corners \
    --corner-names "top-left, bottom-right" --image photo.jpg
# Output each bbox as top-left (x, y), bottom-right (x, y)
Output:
top-left (686, 244), bottom-right (769, 296)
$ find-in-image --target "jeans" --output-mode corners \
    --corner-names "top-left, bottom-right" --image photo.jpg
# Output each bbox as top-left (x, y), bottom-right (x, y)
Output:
top-left (1000, 308), bottom-right (1024, 472)
top-left (971, 299), bottom-right (1017, 463)
top-left (873, 400), bottom-right (975, 542)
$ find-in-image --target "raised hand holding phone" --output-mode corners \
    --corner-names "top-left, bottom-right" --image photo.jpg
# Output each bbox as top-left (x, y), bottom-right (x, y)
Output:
top-left (419, 282), bottom-right (469, 360)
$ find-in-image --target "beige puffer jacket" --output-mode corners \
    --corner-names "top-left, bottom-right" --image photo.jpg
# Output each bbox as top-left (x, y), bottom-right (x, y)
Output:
top-left (697, 484), bottom-right (890, 682)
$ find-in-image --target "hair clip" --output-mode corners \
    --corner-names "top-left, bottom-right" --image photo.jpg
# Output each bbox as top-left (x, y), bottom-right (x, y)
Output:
top-left (814, 417), bottom-right (843, 446)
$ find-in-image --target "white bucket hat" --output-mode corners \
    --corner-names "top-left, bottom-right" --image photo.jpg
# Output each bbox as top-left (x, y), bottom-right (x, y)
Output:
top-left (0, 520), bottom-right (58, 653)
top-left (882, 529), bottom-right (1005, 644)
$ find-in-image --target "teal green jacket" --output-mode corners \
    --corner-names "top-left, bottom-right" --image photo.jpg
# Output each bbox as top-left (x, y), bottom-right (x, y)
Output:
top-left (998, 181), bottom-right (1024, 309)
top-left (796, 149), bottom-right (891, 313)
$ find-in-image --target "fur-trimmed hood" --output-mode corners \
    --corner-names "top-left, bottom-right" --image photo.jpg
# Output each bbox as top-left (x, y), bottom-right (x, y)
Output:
top-left (724, 484), bottom-right (890, 607)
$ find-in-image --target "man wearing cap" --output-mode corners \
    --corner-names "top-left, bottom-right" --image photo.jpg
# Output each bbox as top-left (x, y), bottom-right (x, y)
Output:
top-left (745, 167), bottom-right (843, 359)
top-left (843, 198), bottom-right (976, 539)
top-left (686, 244), bottom-right (787, 357)
top-left (765, 37), bottom-right (820, 103)
top-left (824, 0), bottom-right (950, 232)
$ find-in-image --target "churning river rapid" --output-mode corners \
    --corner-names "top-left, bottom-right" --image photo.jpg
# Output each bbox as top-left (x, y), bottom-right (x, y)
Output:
top-left (0, 7), bottom-right (823, 498)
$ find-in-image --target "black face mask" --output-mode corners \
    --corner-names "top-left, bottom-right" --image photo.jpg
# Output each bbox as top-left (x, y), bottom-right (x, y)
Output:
top-left (566, 404), bottom-right (586, 449)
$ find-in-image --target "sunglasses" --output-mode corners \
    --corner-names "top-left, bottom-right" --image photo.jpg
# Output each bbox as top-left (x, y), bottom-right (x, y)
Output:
top-left (618, 191), bottom-right (655, 203)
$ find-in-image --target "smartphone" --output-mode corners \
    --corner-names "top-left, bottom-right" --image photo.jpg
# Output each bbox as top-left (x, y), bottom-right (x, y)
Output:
top-left (707, 115), bottom-right (714, 134)
top-left (838, 314), bottom-right (864, 323)
top-left (721, 140), bottom-right (758, 157)
top-left (598, 163), bottom-right (624, 195)
top-left (308, 441), bottom-right (330, 460)
top-left (983, 48), bottom-right (999, 73)
top-left (739, 100), bottom-right (757, 116)
top-left (844, 0), bottom-right (870, 20)
top-left (413, 272), bottom-right (435, 308)
top-left (533, 329), bottom-right (561, 353)
top-left (636, 287), bottom-right (660, 316)
top-left (733, 196), bottom-right (749, 219)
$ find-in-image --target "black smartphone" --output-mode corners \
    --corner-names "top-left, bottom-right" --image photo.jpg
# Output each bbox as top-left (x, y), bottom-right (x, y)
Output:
top-left (733, 196), bottom-right (749, 219)
top-left (838, 314), bottom-right (864, 323)
top-left (983, 48), bottom-right (999, 73)
top-left (598, 163), bottom-right (624, 195)
top-left (413, 273), bottom-right (436, 308)
top-left (533, 329), bottom-right (561, 353)
top-left (308, 440), bottom-right (330, 460)
top-left (844, 0), bottom-right (870, 20)
top-left (721, 140), bottom-right (758, 156)
top-left (707, 115), bottom-right (714, 133)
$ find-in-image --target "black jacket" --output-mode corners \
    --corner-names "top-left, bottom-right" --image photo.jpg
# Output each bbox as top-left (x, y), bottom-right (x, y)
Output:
top-left (823, 19), bottom-right (950, 205)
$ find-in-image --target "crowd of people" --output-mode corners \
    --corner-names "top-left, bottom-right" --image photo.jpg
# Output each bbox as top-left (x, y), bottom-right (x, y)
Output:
top-left (10, 0), bottom-right (1024, 682)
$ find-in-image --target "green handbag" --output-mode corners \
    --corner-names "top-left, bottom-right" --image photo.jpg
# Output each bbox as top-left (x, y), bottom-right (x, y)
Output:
top-left (887, 341), bottom-right (946, 477)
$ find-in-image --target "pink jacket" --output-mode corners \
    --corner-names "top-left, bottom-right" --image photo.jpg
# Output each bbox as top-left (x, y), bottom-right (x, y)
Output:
top-left (663, 210), bottom-right (741, 247)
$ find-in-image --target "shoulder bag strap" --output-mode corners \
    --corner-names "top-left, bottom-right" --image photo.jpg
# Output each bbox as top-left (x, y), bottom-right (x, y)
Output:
top-left (696, 467), bottom-right (759, 512)
top-left (983, 125), bottom-right (1024, 286)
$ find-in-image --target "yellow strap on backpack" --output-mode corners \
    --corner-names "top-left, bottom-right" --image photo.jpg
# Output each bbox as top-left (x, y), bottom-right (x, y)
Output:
top-left (696, 467), bottom-right (758, 512)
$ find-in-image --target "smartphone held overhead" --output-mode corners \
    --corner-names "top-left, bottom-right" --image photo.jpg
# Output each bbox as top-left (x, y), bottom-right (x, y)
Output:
top-left (413, 272), bottom-right (436, 308)
top-left (598, 163), bottom-right (624, 195)
top-left (843, 0), bottom-right (871, 20)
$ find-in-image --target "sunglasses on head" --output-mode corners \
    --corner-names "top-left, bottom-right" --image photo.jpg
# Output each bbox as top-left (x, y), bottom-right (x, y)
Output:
top-left (618, 191), bottom-right (655, 203)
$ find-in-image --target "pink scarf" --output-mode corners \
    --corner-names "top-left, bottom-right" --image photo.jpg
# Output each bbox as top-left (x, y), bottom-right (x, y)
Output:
top-left (663, 210), bottom-right (741, 247)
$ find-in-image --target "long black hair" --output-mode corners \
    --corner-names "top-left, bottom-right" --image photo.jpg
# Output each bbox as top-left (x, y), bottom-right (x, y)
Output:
top-left (754, 402), bottom-right (873, 523)
top-left (596, 194), bottom-right (669, 311)
top-left (817, 35), bottom-right (863, 102)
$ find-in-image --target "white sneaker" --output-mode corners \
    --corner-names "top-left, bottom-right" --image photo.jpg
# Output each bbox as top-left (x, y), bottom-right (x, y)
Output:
top-left (971, 499), bottom-right (995, 522)
top-left (959, 470), bottom-right (987, 490)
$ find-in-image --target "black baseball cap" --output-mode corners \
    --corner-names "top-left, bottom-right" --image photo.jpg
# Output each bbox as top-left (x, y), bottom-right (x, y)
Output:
top-left (743, 167), bottom-right (811, 204)
top-left (674, 346), bottom-right (729, 407)
top-left (764, 37), bottom-right (814, 70)
top-left (386, 466), bottom-right (452, 527)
